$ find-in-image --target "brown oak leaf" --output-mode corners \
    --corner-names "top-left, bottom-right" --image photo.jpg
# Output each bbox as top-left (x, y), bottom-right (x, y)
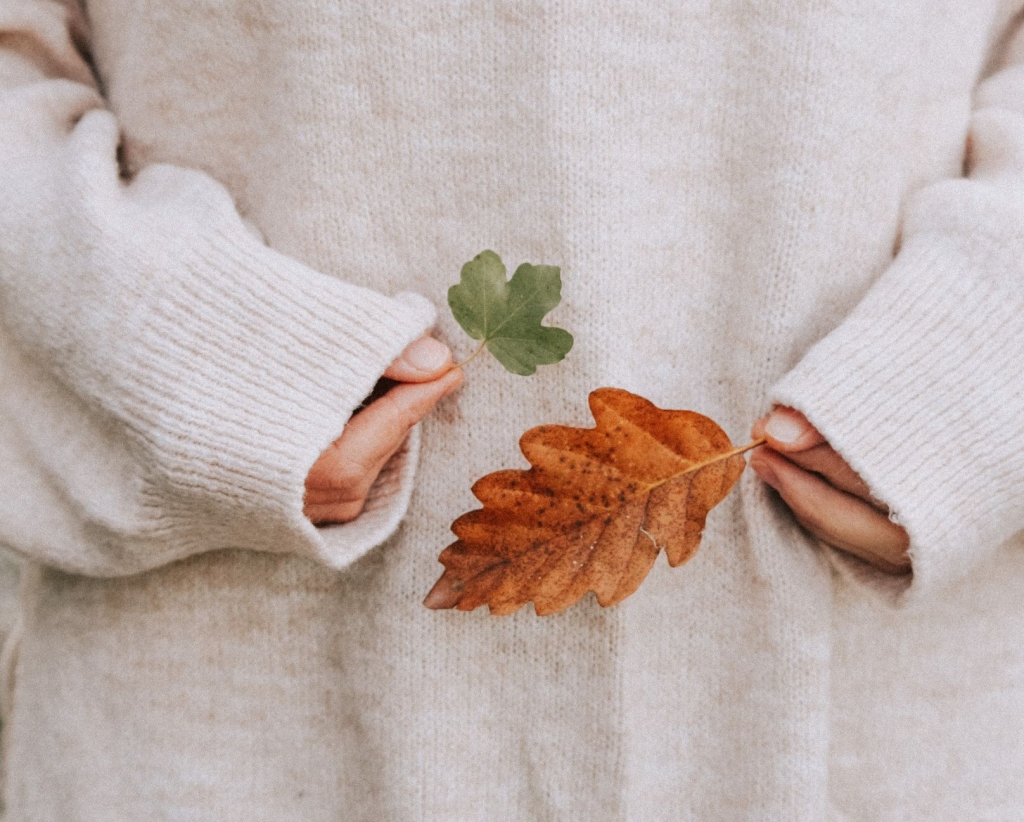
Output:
top-left (424, 387), bottom-right (760, 616)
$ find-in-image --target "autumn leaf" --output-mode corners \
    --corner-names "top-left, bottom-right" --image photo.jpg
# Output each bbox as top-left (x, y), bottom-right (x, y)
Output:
top-left (449, 250), bottom-right (573, 375)
top-left (424, 388), bottom-right (762, 616)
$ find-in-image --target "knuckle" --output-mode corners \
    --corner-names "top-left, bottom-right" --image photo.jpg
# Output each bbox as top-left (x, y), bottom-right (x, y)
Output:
top-left (380, 390), bottom-right (427, 432)
top-left (331, 458), bottom-right (372, 491)
top-left (795, 503), bottom-right (829, 536)
top-left (305, 499), bottom-right (367, 525)
top-left (334, 500), bottom-right (367, 522)
top-left (783, 486), bottom-right (828, 534)
top-left (399, 402), bottom-right (423, 429)
top-left (794, 513), bottom-right (833, 548)
top-left (304, 505), bottom-right (328, 525)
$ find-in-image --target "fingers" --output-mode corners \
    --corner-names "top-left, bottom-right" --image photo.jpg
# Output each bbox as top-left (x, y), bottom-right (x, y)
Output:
top-left (752, 407), bottom-right (878, 505)
top-left (383, 336), bottom-right (454, 382)
top-left (770, 442), bottom-right (878, 505)
top-left (749, 448), bottom-right (910, 575)
top-left (751, 406), bottom-right (825, 452)
top-left (304, 367), bottom-right (463, 523)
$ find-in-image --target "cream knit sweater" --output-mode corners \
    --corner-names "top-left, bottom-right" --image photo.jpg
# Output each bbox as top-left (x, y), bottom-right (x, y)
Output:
top-left (2, 0), bottom-right (1024, 819)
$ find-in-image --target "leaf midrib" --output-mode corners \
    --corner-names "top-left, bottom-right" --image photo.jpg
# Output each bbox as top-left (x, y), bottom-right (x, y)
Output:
top-left (484, 281), bottom-right (548, 340)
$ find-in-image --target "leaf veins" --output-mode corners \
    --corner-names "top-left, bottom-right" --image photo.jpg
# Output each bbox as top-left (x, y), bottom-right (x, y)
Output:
top-left (424, 388), bottom-right (760, 616)
top-left (448, 250), bottom-right (573, 375)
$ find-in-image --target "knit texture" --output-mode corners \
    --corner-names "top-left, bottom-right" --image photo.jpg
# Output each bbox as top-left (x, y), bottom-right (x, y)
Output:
top-left (2, 0), bottom-right (1024, 819)
top-left (0, 37), bottom-right (437, 575)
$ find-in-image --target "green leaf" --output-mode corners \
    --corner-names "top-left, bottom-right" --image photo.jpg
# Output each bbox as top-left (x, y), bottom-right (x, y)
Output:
top-left (448, 250), bottom-right (574, 376)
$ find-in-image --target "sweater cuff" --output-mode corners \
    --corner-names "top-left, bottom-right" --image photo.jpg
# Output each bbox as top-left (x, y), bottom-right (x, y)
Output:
top-left (772, 233), bottom-right (1024, 605)
top-left (117, 221), bottom-right (437, 571)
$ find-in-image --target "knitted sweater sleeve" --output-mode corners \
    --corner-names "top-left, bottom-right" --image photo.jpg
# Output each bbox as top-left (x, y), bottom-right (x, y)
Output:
top-left (0, 0), bottom-right (436, 576)
top-left (773, 15), bottom-right (1024, 603)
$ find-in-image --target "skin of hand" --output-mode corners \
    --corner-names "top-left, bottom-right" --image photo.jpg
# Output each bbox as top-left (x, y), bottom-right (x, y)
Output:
top-left (748, 407), bottom-right (911, 576)
top-left (303, 336), bottom-right (463, 525)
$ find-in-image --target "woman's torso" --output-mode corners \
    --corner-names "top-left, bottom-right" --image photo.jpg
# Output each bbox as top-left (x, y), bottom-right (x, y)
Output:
top-left (5, 2), bottom-right (1023, 819)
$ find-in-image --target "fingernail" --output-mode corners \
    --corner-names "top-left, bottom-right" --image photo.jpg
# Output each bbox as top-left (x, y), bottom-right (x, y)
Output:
top-left (765, 410), bottom-right (806, 444)
top-left (402, 337), bottom-right (450, 372)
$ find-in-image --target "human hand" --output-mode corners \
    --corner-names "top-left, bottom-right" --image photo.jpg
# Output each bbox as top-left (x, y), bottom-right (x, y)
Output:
top-left (749, 407), bottom-right (911, 575)
top-left (303, 336), bottom-right (463, 525)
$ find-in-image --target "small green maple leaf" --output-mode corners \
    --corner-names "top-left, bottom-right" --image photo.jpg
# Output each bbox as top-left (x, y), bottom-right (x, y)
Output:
top-left (448, 250), bottom-right (574, 376)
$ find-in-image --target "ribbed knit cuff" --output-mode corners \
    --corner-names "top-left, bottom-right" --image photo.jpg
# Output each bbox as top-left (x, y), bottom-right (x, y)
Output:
top-left (114, 221), bottom-right (437, 572)
top-left (772, 233), bottom-right (1024, 605)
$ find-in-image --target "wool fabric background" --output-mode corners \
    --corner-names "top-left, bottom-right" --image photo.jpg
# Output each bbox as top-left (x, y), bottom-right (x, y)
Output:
top-left (1, 0), bottom-right (1024, 819)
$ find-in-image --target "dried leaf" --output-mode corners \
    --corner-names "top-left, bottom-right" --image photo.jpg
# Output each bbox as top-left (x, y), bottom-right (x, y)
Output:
top-left (448, 250), bottom-right (573, 375)
top-left (424, 388), bottom-right (758, 616)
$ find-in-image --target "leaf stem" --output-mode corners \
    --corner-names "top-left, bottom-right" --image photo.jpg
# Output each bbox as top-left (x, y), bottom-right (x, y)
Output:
top-left (453, 341), bottom-right (487, 370)
top-left (645, 437), bottom-right (767, 492)
top-left (686, 438), bottom-right (767, 472)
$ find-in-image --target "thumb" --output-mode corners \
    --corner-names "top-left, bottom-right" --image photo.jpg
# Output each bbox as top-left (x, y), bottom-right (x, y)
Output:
top-left (383, 336), bottom-right (454, 382)
top-left (752, 406), bottom-right (826, 453)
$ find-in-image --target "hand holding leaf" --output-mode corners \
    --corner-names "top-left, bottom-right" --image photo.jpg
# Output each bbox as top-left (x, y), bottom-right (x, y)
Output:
top-left (427, 250), bottom-right (906, 617)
